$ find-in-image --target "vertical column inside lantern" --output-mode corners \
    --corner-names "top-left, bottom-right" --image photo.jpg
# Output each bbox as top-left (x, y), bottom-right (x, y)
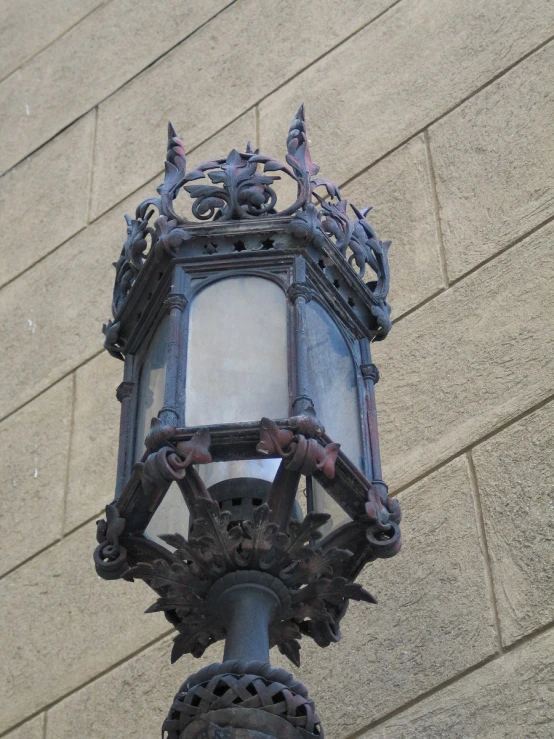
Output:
top-left (185, 274), bottom-right (289, 518)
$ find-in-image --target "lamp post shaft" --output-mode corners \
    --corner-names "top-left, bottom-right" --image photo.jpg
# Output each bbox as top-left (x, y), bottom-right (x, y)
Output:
top-left (220, 583), bottom-right (278, 663)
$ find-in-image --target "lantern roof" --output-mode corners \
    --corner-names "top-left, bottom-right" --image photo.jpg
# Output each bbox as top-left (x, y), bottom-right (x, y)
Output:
top-left (104, 105), bottom-right (391, 358)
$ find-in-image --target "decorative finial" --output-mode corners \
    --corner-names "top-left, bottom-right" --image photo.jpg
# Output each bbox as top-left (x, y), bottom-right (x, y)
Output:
top-left (166, 121), bottom-right (186, 173)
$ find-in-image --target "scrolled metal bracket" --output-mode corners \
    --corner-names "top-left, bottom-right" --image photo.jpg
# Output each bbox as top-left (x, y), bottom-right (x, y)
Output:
top-left (93, 416), bottom-right (402, 737)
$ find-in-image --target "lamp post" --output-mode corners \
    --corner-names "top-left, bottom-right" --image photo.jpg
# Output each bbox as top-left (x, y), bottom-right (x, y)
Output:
top-left (94, 105), bottom-right (402, 738)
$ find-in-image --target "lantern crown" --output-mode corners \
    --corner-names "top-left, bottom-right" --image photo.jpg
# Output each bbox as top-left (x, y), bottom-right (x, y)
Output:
top-left (104, 105), bottom-right (391, 359)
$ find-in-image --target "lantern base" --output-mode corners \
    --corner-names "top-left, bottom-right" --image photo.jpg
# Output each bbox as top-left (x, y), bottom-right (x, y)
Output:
top-left (163, 661), bottom-right (322, 739)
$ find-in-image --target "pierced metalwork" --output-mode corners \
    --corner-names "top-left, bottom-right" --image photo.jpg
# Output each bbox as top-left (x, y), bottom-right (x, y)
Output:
top-left (164, 661), bottom-right (321, 739)
top-left (104, 104), bottom-right (392, 347)
top-left (96, 417), bottom-right (401, 666)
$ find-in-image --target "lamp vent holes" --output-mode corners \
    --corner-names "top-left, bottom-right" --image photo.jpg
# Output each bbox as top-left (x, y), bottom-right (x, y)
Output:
top-left (233, 240), bottom-right (246, 252)
top-left (261, 238), bottom-right (274, 250)
top-left (348, 296), bottom-right (355, 307)
top-left (318, 259), bottom-right (326, 271)
top-left (333, 279), bottom-right (341, 290)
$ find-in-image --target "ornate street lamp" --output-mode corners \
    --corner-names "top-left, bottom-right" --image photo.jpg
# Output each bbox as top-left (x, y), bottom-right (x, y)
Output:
top-left (95, 105), bottom-right (402, 738)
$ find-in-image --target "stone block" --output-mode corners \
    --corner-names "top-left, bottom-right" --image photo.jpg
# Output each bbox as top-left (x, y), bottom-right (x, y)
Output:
top-left (259, 0), bottom-right (554, 190)
top-left (46, 636), bottom-right (222, 739)
top-left (65, 353), bottom-right (122, 533)
top-left (371, 221), bottom-right (554, 492)
top-left (0, 0), bottom-right (233, 174)
top-left (0, 378), bottom-right (72, 576)
top-left (363, 629), bottom-right (554, 739)
top-left (0, 204), bottom-right (118, 421)
top-left (0, 523), bottom-right (169, 733)
top-left (430, 42), bottom-right (554, 280)
top-left (341, 135), bottom-right (444, 318)
top-left (0, 0), bottom-right (101, 81)
top-left (473, 401), bottom-right (554, 646)
top-left (90, 0), bottom-right (397, 219)
top-left (4, 714), bottom-right (45, 739)
top-left (272, 457), bottom-right (496, 736)
top-left (0, 112), bottom-right (95, 288)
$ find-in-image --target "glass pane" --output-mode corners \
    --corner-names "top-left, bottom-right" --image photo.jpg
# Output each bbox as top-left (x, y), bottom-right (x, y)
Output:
top-left (185, 276), bottom-right (289, 425)
top-left (306, 300), bottom-right (362, 533)
top-left (196, 458), bottom-right (282, 524)
top-left (306, 300), bottom-right (362, 468)
top-left (198, 458), bottom-right (281, 490)
top-left (313, 482), bottom-right (351, 533)
top-left (144, 482), bottom-right (190, 549)
top-left (135, 315), bottom-right (170, 460)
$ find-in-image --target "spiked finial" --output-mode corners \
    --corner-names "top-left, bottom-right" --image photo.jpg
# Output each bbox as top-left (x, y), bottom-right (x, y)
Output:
top-left (166, 121), bottom-right (186, 173)
top-left (286, 103), bottom-right (319, 178)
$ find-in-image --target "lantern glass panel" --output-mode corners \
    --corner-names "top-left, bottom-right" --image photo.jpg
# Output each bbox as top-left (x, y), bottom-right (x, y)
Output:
top-left (186, 275), bottom-right (289, 499)
top-left (306, 300), bottom-right (362, 533)
top-left (143, 482), bottom-right (189, 548)
top-left (135, 314), bottom-right (170, 460)
top-left (185, 275), bottom-right (289, 425)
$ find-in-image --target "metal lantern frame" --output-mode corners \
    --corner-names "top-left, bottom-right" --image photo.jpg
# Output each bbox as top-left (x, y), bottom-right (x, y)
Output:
top-left (95, 105), bottom-right (402, 739)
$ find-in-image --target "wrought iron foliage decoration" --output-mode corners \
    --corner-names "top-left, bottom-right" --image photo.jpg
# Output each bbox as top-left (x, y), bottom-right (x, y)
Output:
top-left (95, 417), bottom-right (402, 668)
top-left (105, 104), bottom-right (391, 341)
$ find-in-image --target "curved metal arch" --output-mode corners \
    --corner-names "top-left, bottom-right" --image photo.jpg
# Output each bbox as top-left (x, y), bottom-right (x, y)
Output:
top-left (305, 292), bottom-right (362, 365)
top-left (186, 267), bottom-right (289, 301)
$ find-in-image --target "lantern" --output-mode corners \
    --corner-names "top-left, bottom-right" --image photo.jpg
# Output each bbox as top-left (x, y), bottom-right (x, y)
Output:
top-left (95, 105), bottom-right (401, 739)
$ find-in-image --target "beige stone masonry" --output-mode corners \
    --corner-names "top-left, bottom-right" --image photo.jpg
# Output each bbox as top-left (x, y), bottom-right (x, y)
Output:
top-left (0, 0), bottom-right (102, 81)
top-left (259, 0), bottom-right (554, 192)
top-left (372, 220), bottom-right (554, 492)
top-left (0, 523), bottom-right (169, 733)
top-left (65, 353), bottom-right (122, 533)
top-left (3, 714), bottom-right (45, 739)
top-left (341, 135), bottom-right (445, 318)
top-left (0, 203), bottom-right (120, 421)
top-left (276, 457), bottom-right (496, 736)
top-left (363, 628), bottom-right (554, 738)
top-left (0, 0), bottom-right (233, 174)
top-left (0, 377), bottom-right (72, 576)
top-left (46, 636), bottom-right (222, 739)
top-left (430, 42), bottom-right (554, 281)
top-left (0, 110), bottom-right (257, 424)
top-left (473, 400), bottom-right (554, 646)
top-left (90, 0), bottom-right (396, 219)
top-left (0, 112), bottom-right (95, 288)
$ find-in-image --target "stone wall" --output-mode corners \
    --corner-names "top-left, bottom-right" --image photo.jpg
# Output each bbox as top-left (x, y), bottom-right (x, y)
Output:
top-left (1, 1), bottom-right (553, 737)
